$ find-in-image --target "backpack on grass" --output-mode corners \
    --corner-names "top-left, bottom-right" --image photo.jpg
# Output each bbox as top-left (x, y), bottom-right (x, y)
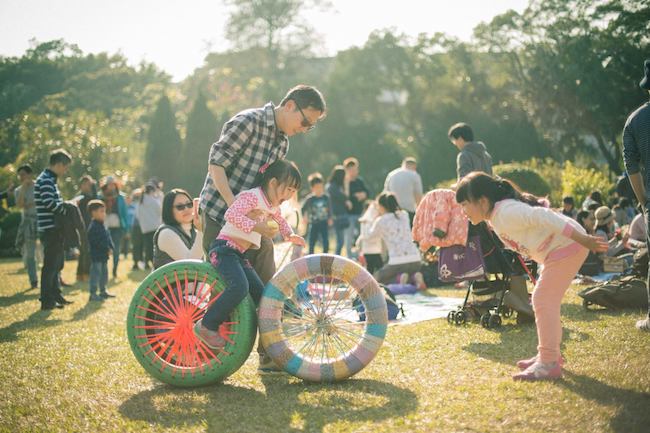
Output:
top-left (578, 274), bottom-right (649, 311)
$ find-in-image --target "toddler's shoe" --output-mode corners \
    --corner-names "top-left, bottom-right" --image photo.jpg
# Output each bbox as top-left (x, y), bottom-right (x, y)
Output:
top-left (413, 271), bottom-right (426, 290)
top-left (513, 361), bottom-right (562, 381)
top-left (100, 291), bottom-right (116, 299)
top-left (89, 294), bottom-right (104, 302)
top-left (258, 353), bottom-right (284, 374)
top-left (516, 354), bottom-right (565, 370)
top-left (193, 319), bottom-right (226, 349)
top-left (398, 273), bottom-right (409, 285)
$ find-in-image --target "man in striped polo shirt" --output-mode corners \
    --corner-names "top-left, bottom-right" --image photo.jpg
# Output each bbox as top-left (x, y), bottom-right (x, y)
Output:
top-left (622, 59), bottom-right (650, 332)
top-left (35, 149), bottom-right (72, 310)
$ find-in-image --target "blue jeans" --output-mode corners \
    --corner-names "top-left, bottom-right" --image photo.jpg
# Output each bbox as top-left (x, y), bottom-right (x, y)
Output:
top-left (108, 228), bottom-right (124, 276)
top-left (308, 220), bottom-right (329, 254)
top-left (89, 261), bottom-right (108, 295)
top-left (23, 238), bottom-right (38, 285)
top-left (345, 214), bottom-right (360, 258)
top-left (202, 239), bottom-right (265, 331)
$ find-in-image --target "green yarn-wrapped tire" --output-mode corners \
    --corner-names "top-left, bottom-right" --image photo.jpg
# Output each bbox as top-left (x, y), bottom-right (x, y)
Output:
top-left (259, 254), bottom-right (388, 382)
top-left (126, 260), bottom-right (257, 387)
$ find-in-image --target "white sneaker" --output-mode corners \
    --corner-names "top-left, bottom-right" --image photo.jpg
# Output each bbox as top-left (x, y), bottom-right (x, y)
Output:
top-left (398, 273), bottom-right (409, 285)
top-left (636, 318), bottom-right (650, 332)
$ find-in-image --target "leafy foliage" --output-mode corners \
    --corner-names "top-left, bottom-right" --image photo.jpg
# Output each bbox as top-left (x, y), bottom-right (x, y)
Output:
top-left (494, 163), bottom-right (551, 198)
top-left (561, 160), bottom-right (614, 207)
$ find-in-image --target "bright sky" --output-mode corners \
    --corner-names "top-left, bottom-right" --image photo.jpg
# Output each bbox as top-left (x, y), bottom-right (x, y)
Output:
top-left (0, 0), bottom-right (529, 82)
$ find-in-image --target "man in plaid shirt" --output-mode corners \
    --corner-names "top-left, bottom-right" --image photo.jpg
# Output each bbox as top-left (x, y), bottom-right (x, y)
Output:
top-left (199, 85), bottom-right (326, 284)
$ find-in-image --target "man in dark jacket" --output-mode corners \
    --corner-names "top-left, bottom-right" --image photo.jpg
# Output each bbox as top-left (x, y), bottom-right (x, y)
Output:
top-left (622, 59), bottom-right (650, 332)
top-left (448, 122), bottom-right (493, 180)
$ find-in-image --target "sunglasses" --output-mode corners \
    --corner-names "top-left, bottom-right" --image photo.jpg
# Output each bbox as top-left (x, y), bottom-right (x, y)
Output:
top-left (292, 99), bottom-right (316, 131)
top-left (174, 201), bottom-right (193, 211)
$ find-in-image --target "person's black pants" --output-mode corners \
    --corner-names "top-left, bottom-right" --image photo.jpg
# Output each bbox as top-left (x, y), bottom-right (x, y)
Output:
top-left (131, 221), bottom-right (143, 265)
top-left (40, 229), bottom-right (65, 306)
top-left (643, 201), bottom-right (650, 319)
top-left (142, 231), bottom-right (155, 267)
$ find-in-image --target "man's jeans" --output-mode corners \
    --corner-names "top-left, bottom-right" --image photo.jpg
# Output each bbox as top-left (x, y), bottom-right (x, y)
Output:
top-left (23, 238), bottom-right (38, 285)
top-left (40, 229), bottom-right (64, 306)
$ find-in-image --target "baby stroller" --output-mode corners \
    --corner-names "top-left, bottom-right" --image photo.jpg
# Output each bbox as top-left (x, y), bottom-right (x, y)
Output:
top-left (446, 223), bottom-right (536, 329)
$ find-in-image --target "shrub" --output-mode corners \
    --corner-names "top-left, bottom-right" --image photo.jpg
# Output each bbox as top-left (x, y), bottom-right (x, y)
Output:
top-left (493, 163), bottom-right (551, 198)
top-left (561, 161), bottom-right (613, 209)
top-left (0, 209), bottom-right (21, 257)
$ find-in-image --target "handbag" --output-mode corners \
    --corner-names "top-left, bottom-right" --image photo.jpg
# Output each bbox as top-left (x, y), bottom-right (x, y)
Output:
top-left (437, 236), bottom-right (486, 282)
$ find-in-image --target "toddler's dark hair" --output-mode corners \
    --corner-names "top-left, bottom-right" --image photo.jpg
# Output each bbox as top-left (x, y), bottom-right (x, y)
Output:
top-left (255, 160), bottom-right (301, 191)
top-left (376, 192), bottom-right (401, 218)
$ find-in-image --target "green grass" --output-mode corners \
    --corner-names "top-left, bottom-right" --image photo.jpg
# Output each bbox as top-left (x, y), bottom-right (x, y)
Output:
top-left (1, 257), bottom-right (649, 433)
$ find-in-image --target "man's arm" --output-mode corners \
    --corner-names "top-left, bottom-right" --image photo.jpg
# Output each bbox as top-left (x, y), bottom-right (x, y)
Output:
top-left (629, 172), bottom-right (646, 206)
top-left (208, 165), bottom-right (236, 207)
top-left (622, 118), bottom-right (646, 205)
top-left (207, 114), bottom-right (255, 206)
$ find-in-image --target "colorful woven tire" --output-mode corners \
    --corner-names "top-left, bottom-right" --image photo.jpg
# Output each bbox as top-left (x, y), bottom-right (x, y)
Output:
top-left (259, 254), bottom-right (388, 382)
top-left (126, 260), bottom-right (257, 387)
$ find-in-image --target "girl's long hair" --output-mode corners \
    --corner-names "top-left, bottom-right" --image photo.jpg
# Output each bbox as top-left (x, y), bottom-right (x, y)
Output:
top-left (455, 171), bottom-right (544, 209)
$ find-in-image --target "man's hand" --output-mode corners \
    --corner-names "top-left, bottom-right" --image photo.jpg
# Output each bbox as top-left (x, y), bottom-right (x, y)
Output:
top-left (192, 198), bottom-right (202, 232)
top-left (288, 234), bottom-right (306, 247)
top-left (354, 191), bottom-right (367, 201)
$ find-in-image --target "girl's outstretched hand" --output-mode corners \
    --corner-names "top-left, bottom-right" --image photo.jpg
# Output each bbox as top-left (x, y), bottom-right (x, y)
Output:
top-left (288, 234), bottom-right (306, 247)
top-left (583, 235), bottom-right (609, 253)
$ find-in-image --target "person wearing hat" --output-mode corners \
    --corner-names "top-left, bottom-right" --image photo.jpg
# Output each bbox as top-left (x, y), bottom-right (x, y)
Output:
top-left (593, 205), bottom-right (629, 258)
top-left (622, 59), bottom-right (650, 332)
top-left (98, 175), bottom-right (128, 279)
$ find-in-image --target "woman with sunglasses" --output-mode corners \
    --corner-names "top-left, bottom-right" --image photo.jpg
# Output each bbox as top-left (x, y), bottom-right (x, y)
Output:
top-left (153, 188), bottom-right (203, 269)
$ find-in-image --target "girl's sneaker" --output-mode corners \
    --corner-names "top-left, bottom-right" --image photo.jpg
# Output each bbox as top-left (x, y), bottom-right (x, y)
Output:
top-left (513, 361), bottom-right (562, 381)
top-left (516, 354), bottom-right (565, 370)
top-left (413, 272), bottom-right (426, 290)
top-left (193, 319), bottom-right (226, 349)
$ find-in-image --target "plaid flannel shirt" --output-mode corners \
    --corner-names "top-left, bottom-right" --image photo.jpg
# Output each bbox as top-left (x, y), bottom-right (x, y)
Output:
top-left (199, 102), bottom-right (289, 222)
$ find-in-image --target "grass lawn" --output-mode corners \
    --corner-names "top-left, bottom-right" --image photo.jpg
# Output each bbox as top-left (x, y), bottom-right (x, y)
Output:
top-left (1, 257), bottom-right (649, 433)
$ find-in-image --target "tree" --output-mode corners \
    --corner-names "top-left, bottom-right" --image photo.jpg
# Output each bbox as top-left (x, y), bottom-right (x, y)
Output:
top-left (144, 94), bottom-right (183, 189)
top-left (223, 0), bottom-right (331, 98)
top-left (182, 93), bottom-right (218, 196)
top-left (474, 0), bottom-right (649, 173)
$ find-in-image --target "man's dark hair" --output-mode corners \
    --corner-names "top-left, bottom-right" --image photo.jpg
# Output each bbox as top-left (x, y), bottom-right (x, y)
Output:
top-left (308, 172), bottom-right (324, 187)
top-left (448, 123), bottom-right (474, 142)
top-left (17, 165), bottom-right (33, 174)
top-left (280, 84), bottom-right (326, 113)
top-left (87, 199), bottom-right (105, 214)
top-left (49, 148), bottom-right (72, 166)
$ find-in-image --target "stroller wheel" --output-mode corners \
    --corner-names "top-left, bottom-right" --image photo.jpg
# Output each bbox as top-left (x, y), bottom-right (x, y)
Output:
top-left (447, 311), bottom-right (456, 324)
top-left (488, 314), bottom-right (502, 328)
top-left (454, 310), bottom-right (467, 325)
top-left (480, 313), bottom-right (491, 328)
